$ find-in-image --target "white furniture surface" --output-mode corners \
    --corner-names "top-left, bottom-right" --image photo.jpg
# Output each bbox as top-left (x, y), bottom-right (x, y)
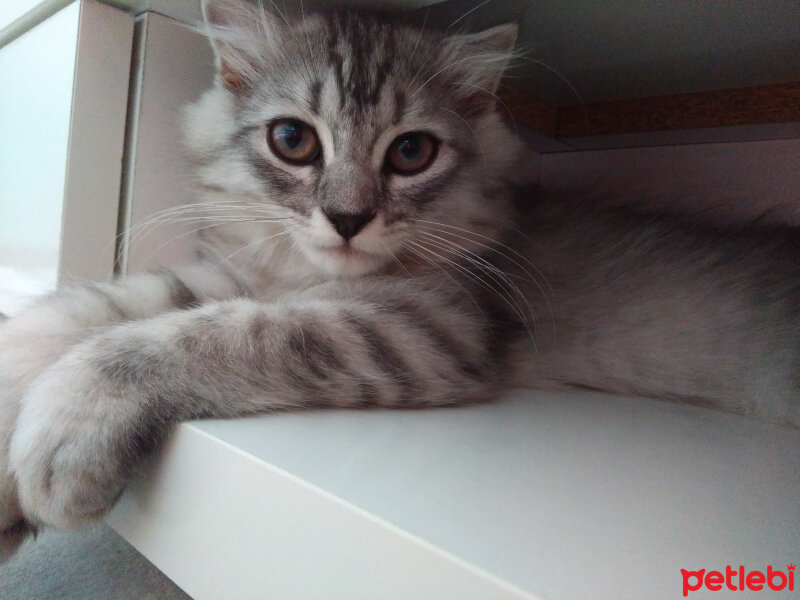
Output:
top-left (120, 10), bottom-right (215, 273)
top-left (107, 390), bottom-right (800, 600)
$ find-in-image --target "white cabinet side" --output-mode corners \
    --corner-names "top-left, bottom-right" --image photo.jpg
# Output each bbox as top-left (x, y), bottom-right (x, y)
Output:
top-left (119, 12), bottom-right (214, 274)
top-left (58, 0), bottom-right (133, 283)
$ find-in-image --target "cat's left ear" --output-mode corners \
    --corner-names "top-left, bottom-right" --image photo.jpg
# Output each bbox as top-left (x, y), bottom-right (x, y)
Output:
top-left (201, 0), bottom-right (281, 92)
top-left (443, 23), bottom-right (518, 113)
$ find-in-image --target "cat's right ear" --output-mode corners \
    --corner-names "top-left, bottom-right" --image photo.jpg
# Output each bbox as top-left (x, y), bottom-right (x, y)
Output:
top-left (201, 0), bottom-right (279, 92)
top-left (442, 23), bottom-right (518, 114)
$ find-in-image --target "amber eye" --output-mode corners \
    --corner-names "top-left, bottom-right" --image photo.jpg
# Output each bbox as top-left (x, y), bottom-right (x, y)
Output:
top-left (268, 119), bottom-right (320, 164)
top-left (385, 132), bottom-right (438, 175)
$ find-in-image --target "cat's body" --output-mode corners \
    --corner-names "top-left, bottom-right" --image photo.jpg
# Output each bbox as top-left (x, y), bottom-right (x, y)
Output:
top-left (0, 0), bottom-right (797, 559)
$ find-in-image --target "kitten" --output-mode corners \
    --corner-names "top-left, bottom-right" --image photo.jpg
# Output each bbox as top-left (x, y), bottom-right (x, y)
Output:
top-left (0, 0), bottom-right (797, 559)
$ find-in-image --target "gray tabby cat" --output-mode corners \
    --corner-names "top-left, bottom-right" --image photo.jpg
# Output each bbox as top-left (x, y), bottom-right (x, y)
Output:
top-left (0, 0), bottom-right (798, 559)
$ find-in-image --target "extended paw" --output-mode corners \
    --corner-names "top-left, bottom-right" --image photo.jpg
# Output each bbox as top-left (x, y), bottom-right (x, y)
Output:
top-left (9, 345), bottom-right (151, 530)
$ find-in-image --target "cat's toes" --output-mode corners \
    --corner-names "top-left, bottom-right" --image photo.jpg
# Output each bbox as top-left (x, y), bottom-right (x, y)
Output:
top-left (0, 520), bottom-right (34, 562)
top-left (0, 477), bottom-right (31, 562)
top-left (12, 432), bottom-right (128, 530)
top-left (9, 357), bottom-right (136, 530)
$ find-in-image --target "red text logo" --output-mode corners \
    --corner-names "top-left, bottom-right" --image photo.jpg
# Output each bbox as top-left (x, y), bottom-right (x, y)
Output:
top-left (681, 564), bottom-right (795, 596)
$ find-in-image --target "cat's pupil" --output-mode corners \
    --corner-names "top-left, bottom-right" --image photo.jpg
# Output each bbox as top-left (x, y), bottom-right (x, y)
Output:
top-left (398, 136), bottom-right (420, 161)
top-left (279, 123), bottom-right (302, 149)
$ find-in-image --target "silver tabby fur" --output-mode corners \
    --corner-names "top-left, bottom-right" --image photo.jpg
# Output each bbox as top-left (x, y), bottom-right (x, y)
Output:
top-left (0, 0), bottom-right (797, 559)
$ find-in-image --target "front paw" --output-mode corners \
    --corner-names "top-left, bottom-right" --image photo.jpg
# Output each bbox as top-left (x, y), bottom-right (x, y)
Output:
top-left (9, 344), bottom-right (159, 530)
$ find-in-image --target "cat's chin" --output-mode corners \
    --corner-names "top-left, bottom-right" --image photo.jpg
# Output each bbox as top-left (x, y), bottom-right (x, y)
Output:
top-left (301, 243), bottom-right (389, 277)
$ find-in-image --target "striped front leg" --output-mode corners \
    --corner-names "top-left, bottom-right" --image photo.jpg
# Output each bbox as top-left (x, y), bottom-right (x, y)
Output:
top-left (0, 264), bottom-right (239, 558)
top-left (9, 277), bottom-right (499, 530)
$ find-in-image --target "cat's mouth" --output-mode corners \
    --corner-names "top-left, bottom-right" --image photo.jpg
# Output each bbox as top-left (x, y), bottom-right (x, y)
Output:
top-left (301, 240), bottom-right (391, 277)
top-left (325, 243), bottom-right (373, 258)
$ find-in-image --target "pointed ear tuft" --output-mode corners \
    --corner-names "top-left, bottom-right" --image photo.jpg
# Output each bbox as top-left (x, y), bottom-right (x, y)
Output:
top-left (443, 23), bottom-right (518, 113)
top-left (458, 23), bottom-right (518, 57)
top-left (201, 0), bottom-right (278, 92)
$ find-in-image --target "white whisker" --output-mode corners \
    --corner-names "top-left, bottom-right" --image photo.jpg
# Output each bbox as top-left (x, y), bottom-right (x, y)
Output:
top-left (450, 81), bottom-right (518, 135)
top-left (438, 106), bottom-right (485, 164)
top-left (401, 242), bottom-right (487, 320)
top-left (413, 219), bottom-right (556, 341)
top-left (415, 232), bottom-right (537, 335)
top-left (516, 55), bottom-right (585, 108)
top-left (408, 239), bottom-right (536, 350)
top-left (448, 0), bottom-right (492, 29)
top-left (210, 229), bottom-right (293, 275)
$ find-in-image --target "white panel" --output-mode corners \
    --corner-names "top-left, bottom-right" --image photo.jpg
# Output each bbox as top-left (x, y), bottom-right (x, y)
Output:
top-left (108, 424), bottom-right (538, 600)
top-left (58, 0), bottom-right (133, 283)
top-left (108, 391), bottom-right (799, 600)
top-left (120, 11), bottom-right (215, 273)
top-left (0, 2), bottom-right (79, 314)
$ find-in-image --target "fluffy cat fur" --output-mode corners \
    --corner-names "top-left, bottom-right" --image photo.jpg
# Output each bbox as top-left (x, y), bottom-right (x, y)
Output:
top-left (0, 0), bottom-right (797, 559)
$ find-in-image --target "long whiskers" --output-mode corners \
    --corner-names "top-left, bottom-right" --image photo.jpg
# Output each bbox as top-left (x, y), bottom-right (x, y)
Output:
top-left (417, 230), bottom-right (532, 307)
top-left (117, 199), bottom-right (293, 271)
top-left (515, 55), bottom-right (585, 112)
top-left (407, 239), bottom-right (536, 350)
top-left (125, 200), bottom-right (290, 245)
top-left (448, 0), bottom-right (492, 29)
top-left (438, 106), bottom-right (485, 164)
top-left (400, 241), bottom-right (488, 321)
top-left (134, 218), bottom-right (289, 270)
top-left (412, 219), bottom-right (556, 341)
top-left (209, 228), bottom-right (293, 275)
top-left (381, 241), bottom-right (414, 278)
top-left (413, 234), bottom-right (537, 338)
top-left (450, 81), bottom-right (519, 136)
top-left (413, 218), bottom-right (554, 296)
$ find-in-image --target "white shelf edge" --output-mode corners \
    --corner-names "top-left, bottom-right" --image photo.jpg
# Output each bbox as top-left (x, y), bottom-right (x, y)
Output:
top-left (107, 422), bottom-right (547, 600)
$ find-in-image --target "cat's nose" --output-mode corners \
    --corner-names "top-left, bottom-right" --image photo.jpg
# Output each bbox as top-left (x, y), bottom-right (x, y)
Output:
top-left (323, 210), bottom-right (375, 241)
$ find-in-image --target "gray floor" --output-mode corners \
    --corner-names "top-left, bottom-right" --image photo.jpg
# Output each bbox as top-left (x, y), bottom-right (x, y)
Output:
top-left (0, 524), bottom-right (190, 600)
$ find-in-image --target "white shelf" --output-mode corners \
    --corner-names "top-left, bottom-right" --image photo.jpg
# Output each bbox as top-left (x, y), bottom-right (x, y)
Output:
top-left (107, 390), bottom-right (800, 600)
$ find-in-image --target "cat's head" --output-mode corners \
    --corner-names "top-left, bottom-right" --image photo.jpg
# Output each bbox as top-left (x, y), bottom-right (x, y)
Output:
top-left (185, 0), bottom-right (524, 277)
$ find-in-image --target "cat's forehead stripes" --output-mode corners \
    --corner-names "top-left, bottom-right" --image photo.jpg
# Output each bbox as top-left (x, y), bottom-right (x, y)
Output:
top-left (323, 13), bottom-right (398, 113)
top-left (308, 79), bottom-right (323, 116)
top-left (392, 90), bottom-right (407, 126)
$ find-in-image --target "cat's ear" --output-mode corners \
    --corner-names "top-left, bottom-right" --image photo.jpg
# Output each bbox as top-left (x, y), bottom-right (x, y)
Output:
top-left (442, 23), bottom-right (518, 113)
top-left (201, 0), bottom-right (280, 92)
